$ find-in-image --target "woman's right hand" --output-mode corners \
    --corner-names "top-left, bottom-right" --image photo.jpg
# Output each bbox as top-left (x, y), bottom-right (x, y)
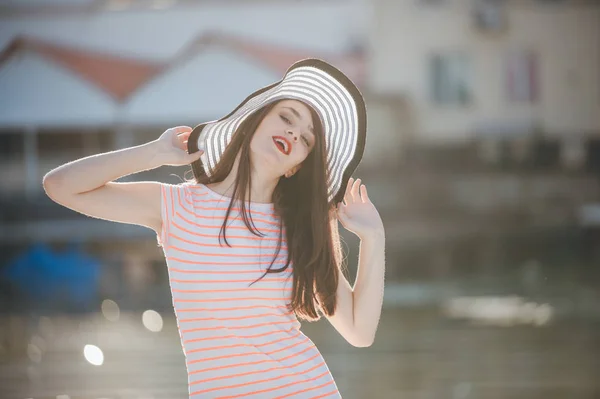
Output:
top-left (153, 126), bottom-right (204, 166)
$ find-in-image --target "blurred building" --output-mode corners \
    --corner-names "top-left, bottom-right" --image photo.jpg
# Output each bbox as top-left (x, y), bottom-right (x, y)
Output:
top-left (359, 0), bottom-right (600, 282)
top-left (0, 1), bottom-right (370, 313)
top-left (0, 0), bottom-right (599, 293)
top-left (0, 0), bottom-right (368, 246)
top-left (363, 0), bottom-right (599, 158)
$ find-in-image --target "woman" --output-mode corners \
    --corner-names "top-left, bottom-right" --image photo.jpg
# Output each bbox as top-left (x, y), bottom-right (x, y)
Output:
top-left (43, 59), bottom-right (386, 398)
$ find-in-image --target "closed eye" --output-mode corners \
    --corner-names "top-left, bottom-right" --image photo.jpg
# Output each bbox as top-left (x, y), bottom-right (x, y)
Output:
top-left (280, 114), bottom-right (311, 147)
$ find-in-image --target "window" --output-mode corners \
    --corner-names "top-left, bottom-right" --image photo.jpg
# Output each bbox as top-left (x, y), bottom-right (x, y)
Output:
top-left (506, 50), bottom-right (539, 103)
top-left (430, 53), bottom-right (472, 106)
top-left (472, 0), bottom-right (507, 33)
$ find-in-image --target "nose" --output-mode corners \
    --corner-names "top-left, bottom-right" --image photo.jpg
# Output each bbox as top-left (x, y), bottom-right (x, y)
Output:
top-left (286, 130), bottom-right (298, 142)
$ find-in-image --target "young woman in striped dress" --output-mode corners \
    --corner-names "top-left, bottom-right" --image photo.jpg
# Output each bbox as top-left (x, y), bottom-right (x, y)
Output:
top-left (43, 59), bottom-right (386, 398)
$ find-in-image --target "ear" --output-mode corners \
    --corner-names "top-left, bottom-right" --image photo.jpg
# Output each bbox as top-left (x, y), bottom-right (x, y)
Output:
top-left (284, 164), bottom-right (302, 178)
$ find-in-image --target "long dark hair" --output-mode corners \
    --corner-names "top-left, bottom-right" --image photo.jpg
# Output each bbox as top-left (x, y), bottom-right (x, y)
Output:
top-left (188, 100), bottom-right (344, 321)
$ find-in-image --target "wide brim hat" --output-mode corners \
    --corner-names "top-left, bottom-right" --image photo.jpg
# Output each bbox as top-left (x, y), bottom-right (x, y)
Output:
top-left (187, 58), bottom-right (367, 205)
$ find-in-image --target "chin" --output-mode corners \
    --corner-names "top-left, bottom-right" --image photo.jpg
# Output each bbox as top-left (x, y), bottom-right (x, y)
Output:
top-left (250, 147), bottom-right (285, 175)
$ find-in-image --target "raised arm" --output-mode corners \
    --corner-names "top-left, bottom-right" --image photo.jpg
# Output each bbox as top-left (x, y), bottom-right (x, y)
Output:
top-left (42, 126), bottom-right (202, 233)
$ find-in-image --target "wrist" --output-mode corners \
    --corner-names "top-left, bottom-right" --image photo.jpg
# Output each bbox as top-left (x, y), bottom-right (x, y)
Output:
top-left (145, 139), bottom-right (172, 167)
top-left (358, 227), bottom-right (385, 242)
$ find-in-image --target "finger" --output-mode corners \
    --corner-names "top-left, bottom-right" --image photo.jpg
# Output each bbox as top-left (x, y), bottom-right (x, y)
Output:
top-left (360, 184), bottom-right (369, 203)
top-left (350, 178), bottom-right (361, 202)
top-left (344, 178), bottom-right (354, 205)
top-left (174, 126), bottom-right (193, 134)
top-left (179, 133), bottom-right (192, 146)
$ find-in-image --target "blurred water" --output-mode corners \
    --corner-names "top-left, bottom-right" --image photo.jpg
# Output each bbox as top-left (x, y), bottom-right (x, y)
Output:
top-left (0, 307), bottom-right (598, 399)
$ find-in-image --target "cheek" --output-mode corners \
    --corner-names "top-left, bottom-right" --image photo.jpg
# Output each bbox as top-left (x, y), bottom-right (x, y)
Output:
top-left (250, 125), bottom-right (269, 147)
top-left (259, 117), bottom-right (279, 133)
top-left (249, 135), bottom-right (260, 152)
top-left (293, 146), bottom-right (311, 164)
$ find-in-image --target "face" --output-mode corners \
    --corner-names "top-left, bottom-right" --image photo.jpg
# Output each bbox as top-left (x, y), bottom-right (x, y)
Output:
top-left (249, 99), bottom-right (317, 178)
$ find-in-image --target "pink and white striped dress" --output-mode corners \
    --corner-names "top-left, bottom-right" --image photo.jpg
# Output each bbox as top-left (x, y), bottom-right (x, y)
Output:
top-left (158, 182), bottom-right (341, 399)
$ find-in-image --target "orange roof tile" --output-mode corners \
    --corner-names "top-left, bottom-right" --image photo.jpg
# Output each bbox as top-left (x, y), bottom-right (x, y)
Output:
top-left (0, 36), bottom-right (164, 102)
top-left (0, 33), bottom-right (365, 103)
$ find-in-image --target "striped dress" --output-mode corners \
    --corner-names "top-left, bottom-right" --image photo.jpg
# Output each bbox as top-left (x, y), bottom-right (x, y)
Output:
top-left (158, 182), bottom-right (342, 399)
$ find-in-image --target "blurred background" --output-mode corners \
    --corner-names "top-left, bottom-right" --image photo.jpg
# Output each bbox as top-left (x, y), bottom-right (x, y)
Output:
top-left (1, 0), bottom-right (599, 398)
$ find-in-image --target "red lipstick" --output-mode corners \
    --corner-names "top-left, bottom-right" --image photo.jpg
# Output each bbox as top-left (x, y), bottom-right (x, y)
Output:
top-left (272, 136), bottom-right (292, 155)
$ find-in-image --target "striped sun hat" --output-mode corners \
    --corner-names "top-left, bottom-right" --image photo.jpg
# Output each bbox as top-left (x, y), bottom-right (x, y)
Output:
top-left (187, 58), bottom-right (367, 205)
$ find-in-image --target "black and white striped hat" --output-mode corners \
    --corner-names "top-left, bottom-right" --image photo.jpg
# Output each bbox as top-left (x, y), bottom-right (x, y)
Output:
top-left (187, 58), bottom-right (367, 205)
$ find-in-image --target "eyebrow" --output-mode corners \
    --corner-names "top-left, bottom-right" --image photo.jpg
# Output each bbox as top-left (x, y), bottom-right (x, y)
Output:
top-left (283, 106), bottom-right (314, 134)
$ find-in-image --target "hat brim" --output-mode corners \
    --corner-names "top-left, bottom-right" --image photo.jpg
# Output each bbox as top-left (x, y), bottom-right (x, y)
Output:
top-left (187, 58), bottom-right (366, 205)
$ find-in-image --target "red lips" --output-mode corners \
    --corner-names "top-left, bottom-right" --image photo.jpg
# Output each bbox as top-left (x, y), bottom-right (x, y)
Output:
top-left (272, 136), bottom-right (292, 155)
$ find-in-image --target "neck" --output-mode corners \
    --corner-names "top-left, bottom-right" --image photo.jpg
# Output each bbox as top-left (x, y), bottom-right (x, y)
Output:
top-left (208, 152), bottom-right (279, 204)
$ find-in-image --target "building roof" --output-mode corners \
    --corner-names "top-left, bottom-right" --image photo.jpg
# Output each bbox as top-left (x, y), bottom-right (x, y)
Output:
top-left (0, 32), bottom-right (365, 104)
top-left (0, 36), bottom-right (163, 102)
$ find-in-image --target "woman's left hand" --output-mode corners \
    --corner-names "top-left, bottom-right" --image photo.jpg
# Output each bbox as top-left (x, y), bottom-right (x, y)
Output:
top-left (336, 178), bottom-right (385, 240)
